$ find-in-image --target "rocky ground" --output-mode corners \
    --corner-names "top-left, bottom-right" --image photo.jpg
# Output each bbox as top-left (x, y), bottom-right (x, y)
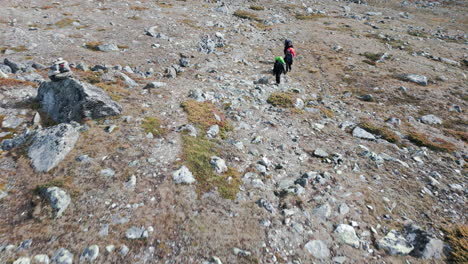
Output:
top-left (0, 0), bottom-right (467, 263)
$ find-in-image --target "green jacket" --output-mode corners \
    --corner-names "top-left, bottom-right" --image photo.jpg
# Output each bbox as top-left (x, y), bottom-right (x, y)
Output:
top-left (275, 56), bottom-right (285, 64)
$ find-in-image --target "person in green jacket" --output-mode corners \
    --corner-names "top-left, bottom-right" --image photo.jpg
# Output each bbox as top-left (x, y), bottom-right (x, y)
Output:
top-left (273, 56), bottom-right (285, 84)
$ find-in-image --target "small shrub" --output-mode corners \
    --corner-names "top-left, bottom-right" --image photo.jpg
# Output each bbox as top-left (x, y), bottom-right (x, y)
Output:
top-left (249, 5), bottom-right (265, 11)
top-left (33, 177), bottom-right (74, 195)
top-left (407, 30), bottom-right (428, 38)
top-left (179, 19), bottom-right (201, 29)
top-left (55, 18), bottom-right (79, 28)
top-left (141, 117), bottom-right (167, 137)
top-left (95, 82), bottom-right (129, 102)
top-left (267, 92), bottom-right (294, 107)
top-left (157, 3), bottom-right (173, 8)
top-left (319, 107), bottom-right (334, 118)
top-left (407, 131), bottom-right (456, 152)
top-left (444, 129), bottom-right (468, 142)
top-left (360, 121), bottom-right (399, 143)
top-left (295, 13), bottom-right (326, 20)
top-left (445, 225), bottom-right (468, 263)
top-left (128, 15), bottom-right (141, 20)
top-left (233, 10), bottom-right (263, 22)
top-left (361, 52), bottom-right (385, 62)
top-left (130, 6), bottom-right (149, 11)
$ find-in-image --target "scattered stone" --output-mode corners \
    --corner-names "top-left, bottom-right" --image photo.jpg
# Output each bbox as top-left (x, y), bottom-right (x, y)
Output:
top-left (210, 156), bottom-right (228, 174)
top-left (105, 245), bottom-right (114, 253)
top-left (116, 72), bottom-right (138, 88)
top-left (256, 198), bottom-right (275, 213)
top-left (37, 78), bottom-right (122, 123)
top-left (105, 125), bottom-right (117, 133)
top-left (357, 94), bottom-right (373, 102)
top-left (352, 127), bottom-right (376, 140)
top-left (339, 203), bottom-right (350, 215)
top-left (232, 248), bottom-right (251, 257)
top-left (125, 226), bottom-right (148, 240)
top-left (42, 187), bottom-right (71, 218)
top-left (176, 124), bottom-right (197, 137)
top-left (28, 123), bottom-right (80, 172)
top-left (294, 98), bottom-right (304, 109)
top-left (119, 245), bottom-right (129, 257)
top-left (1, 116), bottom-right (24, 129)
top-left (13, 257), bottom-right (30, 264)
top-left (255, 76), bottom-right (269, 85)
top-left (313, 148), bottom-right (329, 158)
top-left (378, 230), bottom-right (414, 256)
top-left (97, 43), bottom-right (119, 52)
top-left (143, 81), bottom-right (166, 89)
top-left (51, 248), bottom-right (73, 264)
top-left (304, 240), bottom-right (330, 259)
top-left (173, 166), bottom-right (196, 184)
top-left (399, 74), bottom-right (428, 86)
top-left (33, 254), bottom-right (50, 264)
top-left (100, 168), bottom-right (115, 177)
top-left (334, 224), bottom-right (360, 248)
top-left (80, 245), bottom-right (99, 263)
top-left (124, 175), bottom-right (137, 189)
top-left (420, 114), bottom-right (442, 125)
top-left (4, 58), bottom-right (24, 73)
top-left (166, 67), bottom-right (177, 78)
top-left (207, 125), bottom-right (219, 138)
top-left (314, 203), bottom-right (332, 220)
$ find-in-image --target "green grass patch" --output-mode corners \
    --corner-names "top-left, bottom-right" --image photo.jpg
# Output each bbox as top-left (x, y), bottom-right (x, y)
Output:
top-left (407, 131), bottom-right (456, 152)
top-left (181, 100), bottom-right (232, 137)
top-left (233, 10), bottom-right (263, 22)
top-left (295, 13), bottom-right (327, 20)
top-left (0, 46), bottom-right (28, 54)
top-left (181, 135), bottom-right (241, 200)
top-left (55, 18), bottom-right (78, 28)
top-left (84, 41), bottom-right (102, 51)
top-left (141, 117), bottom-right (167, 137)
top-left (359, 121), bottom-right (399, 144)
top-left (249, 5), bottom-right (265, 11)
top-left (267, 92), bottom-right (295, 107)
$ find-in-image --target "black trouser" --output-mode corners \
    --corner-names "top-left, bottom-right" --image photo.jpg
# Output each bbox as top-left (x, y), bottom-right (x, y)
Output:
top-left (285, 62), bottom-right (292, 73)
top-left (275, 73), bottom-right (281, 84)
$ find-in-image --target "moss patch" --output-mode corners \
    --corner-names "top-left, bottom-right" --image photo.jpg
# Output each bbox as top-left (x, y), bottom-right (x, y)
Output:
top-left (407, 131), bottom-right (456, 152)
top-left (141, 117), bottom-right (167, 137)
top-left (33, 177), bottom-right (75, 195)
top-left (95, 82), bottom-right (130, 102)
top-left (359, 121), bottom-right (399, 143)
top-left (267, 92), bottom-right (295, 107)
top-left (181, 135), bottom-right (241, 200)
top-left (445, 225), bottom-right (468, 263)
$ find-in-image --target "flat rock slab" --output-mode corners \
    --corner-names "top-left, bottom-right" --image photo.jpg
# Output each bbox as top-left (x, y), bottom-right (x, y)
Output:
top-left (28, 123), bottom-right (80, 172)
top-left (37, 78), bottom-right (122, 123)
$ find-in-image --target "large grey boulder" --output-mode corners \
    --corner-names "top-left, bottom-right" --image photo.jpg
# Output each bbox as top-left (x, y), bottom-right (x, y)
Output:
top-left (51, 248), bottom-right (73, 264)
top-left (420, 114), bottom-right (442, 125)
top-left (42, 187), bottom-right (71, 218)
top-left (37, 78), bottom-right (122, 123)
top-left (399, 74), bottom-right (428, 86)
top-left (352, 127), bottom-right (376, 140)
top-left (405, 224), bottom-right (444, 259)
top-left (28, 123), bottom-right (80, 172)
top-left (378, 230), bottom-right (414, 256)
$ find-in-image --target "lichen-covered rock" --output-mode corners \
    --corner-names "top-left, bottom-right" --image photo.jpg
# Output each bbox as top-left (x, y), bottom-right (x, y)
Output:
top-left (42, 187), bottom-right (71, 218)
top-left (28, 123), bottom-right (80, 172)
top-left (378, 230), bottom-right (414, 256)
top-left (37, 78), bottom-right (122, 123)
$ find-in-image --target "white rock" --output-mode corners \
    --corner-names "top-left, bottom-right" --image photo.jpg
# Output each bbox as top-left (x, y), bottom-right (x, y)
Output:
top-left (80, 245), bottom-right (99, 262)
top-left (33, 254), bottom-right (50, 264)
top-left (304, 240), bottom-right (330, 259)
top-left (173, 166), bottom-right (196, 184)
top-left (334, 224), bottom-right (360, 248)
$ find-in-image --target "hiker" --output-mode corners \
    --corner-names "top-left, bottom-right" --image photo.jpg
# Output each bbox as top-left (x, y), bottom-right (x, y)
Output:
top-left (283, 39), bottom-right (296, 73)
top-left (273, 56), bottom-right (285, 84)
top-left (48, 58), bottom-right (72, 81)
